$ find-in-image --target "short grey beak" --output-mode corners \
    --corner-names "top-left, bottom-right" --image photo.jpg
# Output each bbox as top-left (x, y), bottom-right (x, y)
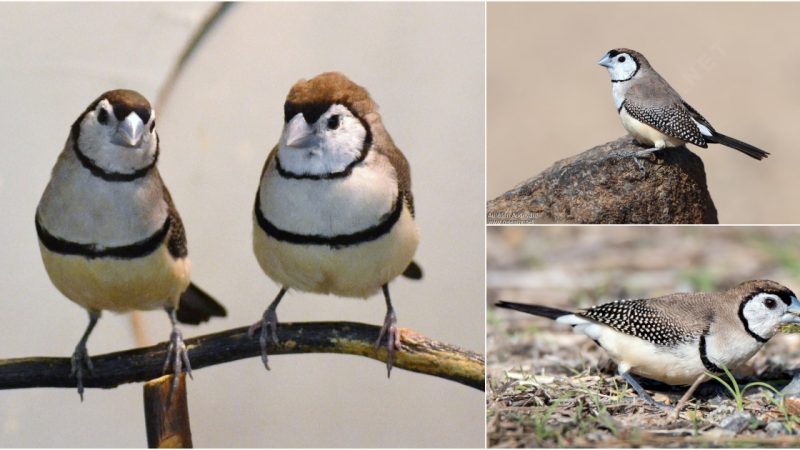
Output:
top-left (113, 113), bottom-right (145, 148)
top-left (781, 296), bottom-right (800, 324)
top-left (284, 113), bottom-right (315, 149)
top-left (597, 52), bottom-right (613, 68)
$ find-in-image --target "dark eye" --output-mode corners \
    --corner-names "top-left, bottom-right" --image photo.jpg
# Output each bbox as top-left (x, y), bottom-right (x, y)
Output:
top-left (97, 109), bottom-right (109, 125)
top-left (327, 115), bottom-right (340, 130)
top-left (764, 297), bottom-right (777, 309)
top-left (150, 120), bottom-right (156, 132)
top-left (617, 56), bottom-right (626, 63)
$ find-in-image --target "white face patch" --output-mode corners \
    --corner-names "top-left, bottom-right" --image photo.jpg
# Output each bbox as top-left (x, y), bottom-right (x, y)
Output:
top-left (77, 99), bottom-right (158, 174)
top-left (605, 52), bottom-right (638, 82)
top-left (741, 292), bottom-right (790, 340)
top-left (277, 104), bottom-right (368, 176)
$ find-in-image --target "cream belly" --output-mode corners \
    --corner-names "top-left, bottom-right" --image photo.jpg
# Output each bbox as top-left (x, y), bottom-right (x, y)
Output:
top-left (597, 326), bottom-right (705, 385)
top-left (252, 206), bottom-right (419, 298)
top-left (620, 107), bottom-right (685, 149)
top-left (39, 243), bottom-right (190, 313)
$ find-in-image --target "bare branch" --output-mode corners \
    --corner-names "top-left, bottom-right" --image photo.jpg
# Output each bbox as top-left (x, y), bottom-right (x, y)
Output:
top-left (0, 322), bottom-right (484, 391)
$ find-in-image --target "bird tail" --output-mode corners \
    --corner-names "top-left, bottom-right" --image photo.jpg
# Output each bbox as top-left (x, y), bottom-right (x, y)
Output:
top-left (495, 301), bottom-right (570, 320)
top-left (176, 283), bottom-right (227, 325)
top-left (402, 261), bottom-right (423, 280)
top-left (708, 132), bottom-right (769, 160)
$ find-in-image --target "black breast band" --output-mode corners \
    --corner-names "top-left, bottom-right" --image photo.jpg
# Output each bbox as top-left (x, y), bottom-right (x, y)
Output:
top-left (254, 190), bottom-right (404, 249)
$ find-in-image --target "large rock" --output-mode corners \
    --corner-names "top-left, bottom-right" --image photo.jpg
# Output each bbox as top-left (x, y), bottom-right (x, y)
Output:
top-left (487, 136), bottom-right (718, 224)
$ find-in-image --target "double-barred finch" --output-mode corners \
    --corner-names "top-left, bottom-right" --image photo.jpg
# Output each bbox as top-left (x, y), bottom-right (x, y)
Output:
top-left (496, 280), bottom-right (800, 407)
top-left (36, 89), bottom-right (226, 399)
top-left (251, 72), bottom-right (421, 375)
top-left (598, 48), bottom-right (769, 170)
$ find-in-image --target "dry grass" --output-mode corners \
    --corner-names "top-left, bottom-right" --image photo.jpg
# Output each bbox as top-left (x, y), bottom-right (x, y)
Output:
top-left (487, 367), bottom-right (800, 447)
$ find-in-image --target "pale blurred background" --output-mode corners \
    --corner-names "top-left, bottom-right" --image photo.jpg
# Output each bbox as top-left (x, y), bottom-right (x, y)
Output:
top-left (0, 2), bottom-right (485, 447)
top-left (488, 2), bottom-right (800, 224)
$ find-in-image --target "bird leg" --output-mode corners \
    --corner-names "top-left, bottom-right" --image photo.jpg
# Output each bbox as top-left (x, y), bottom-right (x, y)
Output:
top-left (163, 306), bottom-right (193, 399)
top-left (375, 284), bottom-right (401, 377)
top-left (622, 143), bottom-right (665, 173)
top-left (248, 287), bottom-right (287, 370)
top-left (620, 371), bottom-right (669, 409)
top-left (71, 309), bottom-right (100, 401)
top-left (672, 374), bottom-right (708, 418)
top-left (634, 147), bottom-right (665, 157)
top-left (627, 147), bottom-right (658, 173)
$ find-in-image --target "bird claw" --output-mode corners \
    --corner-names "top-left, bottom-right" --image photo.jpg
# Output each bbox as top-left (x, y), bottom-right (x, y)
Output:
top-left (375, 309), bottom-right (401, 377)
top-left (606, 150), bottom-right (647, 174)
top-left (70, 344), bottom-right (94, 401)
top-left (631, 153), bottom-right (647, 174)
top-left (163, 328), bottom-right (192, 401)
top-left (248, 307), bottom-right (279, 370)
top-left (631, 395), bottom-right (671, 410)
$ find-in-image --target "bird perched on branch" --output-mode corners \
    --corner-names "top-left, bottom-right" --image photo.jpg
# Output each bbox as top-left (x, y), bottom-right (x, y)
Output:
top-left (598, 48), bottom-right (769, 171)
top-left (36, 89), bottom-right (226, 399)
top-left (251, 72), bottom-right (421, 375)
top-left (496, 280), bottom-right (800, 407)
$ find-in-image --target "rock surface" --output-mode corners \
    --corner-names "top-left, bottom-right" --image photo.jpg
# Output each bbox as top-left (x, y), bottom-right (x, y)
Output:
top-left (765, 421), bottom-right (788, 436)
top-left (718, 411), bottom-right (757, 435)
top-left (487, 136), bottom-right (719, 224)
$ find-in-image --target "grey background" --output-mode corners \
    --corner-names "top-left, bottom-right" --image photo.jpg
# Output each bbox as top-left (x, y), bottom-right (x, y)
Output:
top-left (488, 2), bottom-right (800, 224)
top-left (0, 2), bottom-right (485, 447)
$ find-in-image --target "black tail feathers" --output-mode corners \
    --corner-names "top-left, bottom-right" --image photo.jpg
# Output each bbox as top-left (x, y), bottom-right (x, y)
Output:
top-left (176, 283), bottom-right (227, 325)
top-left (494, 301), bottom-right (570, 320)
top-left (402, 261), bottom-right (423, 280)
top-left (708, 132), bottom-right (769, 160)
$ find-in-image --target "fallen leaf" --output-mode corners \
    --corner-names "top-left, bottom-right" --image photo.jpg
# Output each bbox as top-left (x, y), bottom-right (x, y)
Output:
top-left (653, 393), bottom-right (671, 405)
top-left (785, 397), bottom-right (800, 416)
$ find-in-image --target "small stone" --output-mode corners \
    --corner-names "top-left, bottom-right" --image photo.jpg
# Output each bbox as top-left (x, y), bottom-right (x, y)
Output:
top-left (653, 393), bottom-right (671, 405)
top-left (765, 421), bottom-right (787, 436)
top-left (684, 409), bottom-right (703, 421)
top-left (708, 404), bottom-right (736, 423)
top-left (707, 394), bottom-right (728, 406)
top-left (782, 374), bottom-right (800, 397)
top-left (703, 428), bottom-right (736, 440)
top-left (718, 411), bottom-right (754, 434)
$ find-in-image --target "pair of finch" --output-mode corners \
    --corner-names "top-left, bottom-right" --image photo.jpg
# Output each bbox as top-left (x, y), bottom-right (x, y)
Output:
top-left (35, 73), bottom-right (421, 398)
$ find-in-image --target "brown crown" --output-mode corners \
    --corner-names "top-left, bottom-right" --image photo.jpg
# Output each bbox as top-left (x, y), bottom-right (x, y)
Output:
top-left (100, 89), bottom-right (152, 123)
top-left (284, 72), bottom-right (376, 123)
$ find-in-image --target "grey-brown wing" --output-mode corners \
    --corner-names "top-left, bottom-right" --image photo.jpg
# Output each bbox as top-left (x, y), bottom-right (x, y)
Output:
top-left (579, 298), bottom-right (704, 347)
top-left (260, 145), bottom-right (279, 179)
top-left (374, 134), bottom-right (420, 277)
top-left (623, 79), bottom-right (708, 148)
top-left (377, 141), bottom-right (415, 217)
top-left (623, 98), bottom-right (708, 148)
top-left (154, 171), bottom-right (187, 259)
top-left (254, 145), bottom-right (279, 214)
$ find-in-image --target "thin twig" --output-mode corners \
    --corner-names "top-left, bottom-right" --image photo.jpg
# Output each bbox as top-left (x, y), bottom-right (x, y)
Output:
top-left (0, 322), bottom-right (484, 391)
top-left (155, 2), bottom-right (234, 110)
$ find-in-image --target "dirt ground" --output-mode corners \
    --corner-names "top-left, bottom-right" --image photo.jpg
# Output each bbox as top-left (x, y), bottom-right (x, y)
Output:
top-left (487, 227), bottom-right (800, 447)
